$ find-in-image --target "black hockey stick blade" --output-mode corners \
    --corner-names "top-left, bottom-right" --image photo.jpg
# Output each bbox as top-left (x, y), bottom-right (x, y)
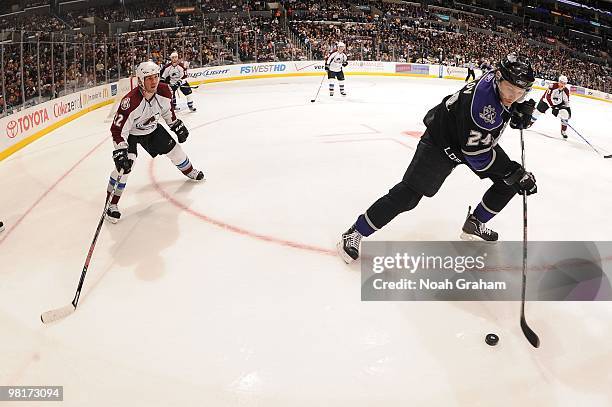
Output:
top-left (604, 154), bottom-right (612, 159)
top-left (521, 316), bottom-right (540, 348)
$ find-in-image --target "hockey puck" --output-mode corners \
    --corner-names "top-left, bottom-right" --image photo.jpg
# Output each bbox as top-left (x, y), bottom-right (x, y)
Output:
top-left (485, 333), bottom-right (499, 346)
top-left (310, 99), bottom-right (315, 103)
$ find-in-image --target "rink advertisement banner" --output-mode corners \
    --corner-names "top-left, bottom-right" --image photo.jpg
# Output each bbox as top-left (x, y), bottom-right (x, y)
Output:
top-left (0, 83), bottom-right (114, 159)
top-left (361, 241), bottom-right (612, 301)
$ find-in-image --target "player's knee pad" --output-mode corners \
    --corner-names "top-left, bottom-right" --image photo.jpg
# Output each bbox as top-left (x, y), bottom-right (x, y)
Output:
top-left (180, 85), bottom-right (192, 95)
top-left (557, 106), bottom-right (571, 120)
top-left (536, 100), bottom-right (549, 114)
top-left (387, 182), bottom-right (423, 212)
top-left (483, 179), bottom-right (516, 212)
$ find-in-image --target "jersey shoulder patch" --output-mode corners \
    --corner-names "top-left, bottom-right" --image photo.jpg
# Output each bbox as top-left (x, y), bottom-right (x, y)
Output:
top-left (120, 87), bottom-right (142, 112)
top-left (471, 72), bottom-right (504, 131)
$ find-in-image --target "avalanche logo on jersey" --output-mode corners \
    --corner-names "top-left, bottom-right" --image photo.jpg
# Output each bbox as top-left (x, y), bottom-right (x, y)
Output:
top-left (479, 105), bottom-right (496, 125)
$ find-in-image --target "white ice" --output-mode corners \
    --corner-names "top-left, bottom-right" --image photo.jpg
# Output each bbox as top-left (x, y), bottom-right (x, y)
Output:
top-left (1, 76), bottom-right (612, 406)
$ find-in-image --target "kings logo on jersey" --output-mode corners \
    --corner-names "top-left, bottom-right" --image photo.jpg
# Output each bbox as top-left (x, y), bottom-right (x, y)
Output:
top-left (479, 105), bottom-right (496, 125)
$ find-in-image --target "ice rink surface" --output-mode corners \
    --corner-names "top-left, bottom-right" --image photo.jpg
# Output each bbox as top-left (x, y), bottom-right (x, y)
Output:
top-left (1, 75), bottom-right (612, 406)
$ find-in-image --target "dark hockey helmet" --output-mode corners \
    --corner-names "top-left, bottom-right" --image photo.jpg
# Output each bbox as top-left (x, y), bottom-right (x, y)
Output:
top-left (498, 53), bottom-right (535, 90)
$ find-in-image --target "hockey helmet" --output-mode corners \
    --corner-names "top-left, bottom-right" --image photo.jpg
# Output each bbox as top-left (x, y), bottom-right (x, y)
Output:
top-left (558, 75), bottom-right (568, 84)
top-left (337, 41), bottom-right (346, 49)
top-left (136, 61), bottom-right (160, 85)
top-left (170, 51), bottom-right (179, 59)
top-left (498, 53), bottom-right (535, 90)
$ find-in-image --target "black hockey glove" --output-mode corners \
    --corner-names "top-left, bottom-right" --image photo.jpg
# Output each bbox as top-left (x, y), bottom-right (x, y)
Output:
top-left (170, 119), bottom-right (189, 143)
top-left (342, 61), bottom-right (348, 67)
top-left (503, 164), bottom-right (537, 196)
top-left (324, 65), bottom-right (329, 72)
top-left (112, 148), bottom-right (133, 173)
top-left (170, 82), bottom-right (180, 92)
top-left (510, 99), bottom-right (536, 130)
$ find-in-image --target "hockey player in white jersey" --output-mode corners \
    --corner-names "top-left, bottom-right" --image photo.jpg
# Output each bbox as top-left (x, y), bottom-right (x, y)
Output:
top-left (531, 75), bottom-right (571, 138)
top-left (160, 52), bottom-right (196, 112)
top-left (325, 42), bottom-right (348, 97)
top-left (105, 61), bottom-right (205, 223)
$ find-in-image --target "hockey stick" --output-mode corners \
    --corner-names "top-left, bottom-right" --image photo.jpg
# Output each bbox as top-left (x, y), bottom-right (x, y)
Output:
top-left (41, 169), bottom-right (125, 324)
top-left (310, 72), bottom-right (327, 103)
top-left (566, 123), bottom-right (612, 159)
top-left (519, 128), bottom-right (540, 348)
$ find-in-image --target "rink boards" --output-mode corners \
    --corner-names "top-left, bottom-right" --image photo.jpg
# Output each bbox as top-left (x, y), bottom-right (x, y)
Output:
top-left (1, 60), bottom-right (610, 160)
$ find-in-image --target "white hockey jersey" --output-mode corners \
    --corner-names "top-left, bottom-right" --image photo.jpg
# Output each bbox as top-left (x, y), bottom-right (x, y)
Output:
top-left (160, 62), bottom-right (188, 86)
top-left (541, 82), bottom-right (570, 108)
top-left (325, 51), bottom-right (348, 72)
top-left (110, 83), bottom-right (177, 147)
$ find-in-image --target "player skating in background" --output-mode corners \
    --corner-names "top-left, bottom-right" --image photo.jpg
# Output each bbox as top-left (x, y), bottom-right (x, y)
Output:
top-left (465, 60), bottom-right (476, 82)
top-left (161, 51), bottom-right (197, 112)
top-left (105, 61), bottom-right (204, 223)
top-left (325, 42), bottom-right (348, 97)
top-left (530, 75), bottom-right (571, 138)
top-left (338, 54), bottom-right (538, 263)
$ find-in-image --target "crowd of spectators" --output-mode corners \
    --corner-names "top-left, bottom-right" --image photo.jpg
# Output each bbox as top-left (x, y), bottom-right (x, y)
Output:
top-left (0, 0), bottom-right (610, 114)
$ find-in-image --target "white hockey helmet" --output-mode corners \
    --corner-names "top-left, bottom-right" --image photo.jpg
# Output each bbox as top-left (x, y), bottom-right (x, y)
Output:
top-left (337, 41), bottom-right (346, 49)
top-left (136, 61), bottom-right (160, 85)
top-left (170, 51), bottom-right (179, 59)
top-left (558, 75), bottom-right (568, 84)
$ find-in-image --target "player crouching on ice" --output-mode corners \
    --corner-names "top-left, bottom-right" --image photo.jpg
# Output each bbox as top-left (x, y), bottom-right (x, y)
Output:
top-left (105, 61), bottom-right (205, 224)
top-left (325, 41), bottom-right (348, 97)
top-left (338, 54), bottom-right (539, 263)
top-left (530, 75), bottom-right (571, 139)
top-left (161, 51), bottom-right (197, 112)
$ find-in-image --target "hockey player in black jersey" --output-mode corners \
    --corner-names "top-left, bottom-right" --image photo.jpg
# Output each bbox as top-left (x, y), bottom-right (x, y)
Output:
top-left (338, 54), bottom-right (538, 263)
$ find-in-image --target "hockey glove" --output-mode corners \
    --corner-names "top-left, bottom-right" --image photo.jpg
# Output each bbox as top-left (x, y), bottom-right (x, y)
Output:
top-left (503, 165), bottom-right (537, 196)
top-left (324, 65), bottom-right (329, 72)
top-left (112, 148), bottom-right (133, 173)
top-left (510, 99), bottom-right (536, 130)
top-left (342, 61), bottom-right (348, 67)
top-left (170, 119), bottom-right (189, 143)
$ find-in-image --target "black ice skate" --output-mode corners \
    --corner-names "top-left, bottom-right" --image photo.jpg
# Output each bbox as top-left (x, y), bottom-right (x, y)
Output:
top-left (188, 105), bottom-right (197, 112)
top-left (337, 223), bottom-right (363, 263)
top-left (0, 220), bottom-right (5, 232)
top-left (460, 209), bottom-right (498, 242)
top-left (329, 91), bottom-right (334, 97)
top-left (561, 129), bottom-right (568, 139)
top-left (105, 204), bottom-right (121, 224)
top-left (185, 168), bottom-right (205, 181)
top-left (340, 91), bottom-right (347, 96)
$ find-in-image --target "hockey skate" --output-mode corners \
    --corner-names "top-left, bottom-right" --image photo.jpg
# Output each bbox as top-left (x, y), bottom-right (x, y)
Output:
top-left (188, 105), bottom-right (197, 112)
top-left (340, 91), bottom-right (347, 97)
top-left (337, 223), bottom-right (363, 263)
top-left (185, 168), bottom-right (205, 181)
top-left (105, 204), bottom-right (121, 224)
top-left (460, 209), bottom-right (498, 242)
top-left (0, 220), bottom-right (4, 232)
top-left (329, 91), bottom-right (334, 97)
top-left (561, 129), bottom-right (568, 139)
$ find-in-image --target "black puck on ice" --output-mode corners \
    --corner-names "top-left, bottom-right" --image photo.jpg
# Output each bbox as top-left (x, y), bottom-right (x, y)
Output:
top-left (485, 333), bottom-right (499, 346)
top-left (310, 99), bottom-right (315, 103)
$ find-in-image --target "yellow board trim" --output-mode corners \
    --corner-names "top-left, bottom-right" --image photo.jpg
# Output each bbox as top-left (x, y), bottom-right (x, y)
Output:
top-left (0, 99), bottom-right (113, 161)
top-left (2, 70), bottom-right (610, 160)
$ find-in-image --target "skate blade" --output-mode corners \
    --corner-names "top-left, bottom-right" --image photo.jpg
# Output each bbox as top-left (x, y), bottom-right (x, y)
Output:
top-left (336, 241), bottom-right (357, 264)
top-left (105, 215), bottom-right (119, 224)
top-left (459, 232), bottom-right (497, 243)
